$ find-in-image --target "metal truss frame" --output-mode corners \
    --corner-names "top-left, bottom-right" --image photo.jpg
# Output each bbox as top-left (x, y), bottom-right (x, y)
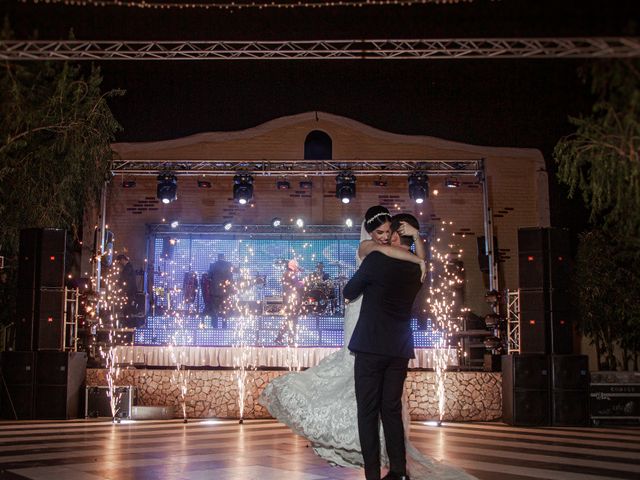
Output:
top-left (1, 37), bottom-right (639, 61)
top-left (506, 289), bottom-right (520, 354)
top-left (111, 158), bottom-right (483, 176)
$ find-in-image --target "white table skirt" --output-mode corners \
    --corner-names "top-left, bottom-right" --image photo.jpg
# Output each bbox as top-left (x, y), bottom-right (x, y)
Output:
top-left (115, 346), bottom-right (459, 369)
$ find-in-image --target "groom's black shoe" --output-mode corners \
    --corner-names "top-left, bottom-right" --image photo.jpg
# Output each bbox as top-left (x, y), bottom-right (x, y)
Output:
top-left (381, 473), bottom-right (410, 480)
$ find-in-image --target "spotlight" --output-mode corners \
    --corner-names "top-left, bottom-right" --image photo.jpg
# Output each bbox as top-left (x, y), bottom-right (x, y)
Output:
top-left (197, 179), bottom-right (212, 188)
top-left (295, 218), bottom-right (304, 228)
top-left (233, 174), bottom-right (254, 205)
top-left (271, 217), bottom-right (282, 227)
top-left (445, 177), bottom-right (461, 188)
top-left (299, 180), bottom-right (313, 190)
top-left (276, 179), bottom-right (291, 190)
top-left (170, 221), bottom-right (179, 229)
top-left (223, 222), bottom-right (233, 231)
top-left (157, 173), bottom-right (177, 204)
top-left (335, 171), bottom-right (356, 204)
top-left (408, 172), bottom-right (428, 204)
top-left (122, 180), bottom-right (136, 188)
top-left (345, 218), bottom-right (353, 228)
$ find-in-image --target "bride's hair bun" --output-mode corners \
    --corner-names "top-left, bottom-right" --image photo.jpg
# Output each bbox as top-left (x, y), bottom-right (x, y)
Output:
top-left (364, 205), bottom-right (391, 233)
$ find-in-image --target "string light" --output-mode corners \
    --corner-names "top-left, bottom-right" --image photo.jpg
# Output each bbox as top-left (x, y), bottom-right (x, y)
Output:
top-left (19, 0), bottom-right (473, 11)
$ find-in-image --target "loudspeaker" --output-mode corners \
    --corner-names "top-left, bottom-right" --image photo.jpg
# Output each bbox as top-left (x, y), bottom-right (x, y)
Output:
top-left (16, 228), bottom-right (67, 351)
top-left (15, 288), bottom-right (65, 351)
top-left (519, 290), bottom-right (573, 355)
top-left (34, 351), bottom-right (87, 419)
top-left (551, 389), bottom-right (589, 426)
top-left (548, 355), bottom-right (589, 426)
top-left (502, 354), bottom-right (550, 426)
top-left (518, 227), bottom-right (571, 291)
top-left (17, 229), bottom-right (39, 290)
top-left (35, 289), bottom-right (66, 350)
top-left (518, 227), bottom-right (573, 354)
top-left (15, 289), bottom-right (37, 352)
top-left (550, 354), bottom-right (589, 390)
top-left (17, 228), bottom-right (67, 290)
top-left (39, 229), bottom-right (67, 288)
top-left (0, 352), bottom-right (36, 419)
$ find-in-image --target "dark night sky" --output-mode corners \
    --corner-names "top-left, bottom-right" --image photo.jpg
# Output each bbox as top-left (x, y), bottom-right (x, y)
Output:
top-left (2, 0), bottom-right (639, 230)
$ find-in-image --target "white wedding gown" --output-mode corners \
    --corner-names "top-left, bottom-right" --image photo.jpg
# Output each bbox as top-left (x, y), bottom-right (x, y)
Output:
top-left (259, 225), bottom-right (477, 479)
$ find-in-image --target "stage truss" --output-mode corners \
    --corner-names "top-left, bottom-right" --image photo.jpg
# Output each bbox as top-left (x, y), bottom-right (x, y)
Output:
top-left (506, 290), bottom-right (520, 354)
top-left (111, 158), bottom-right (484, 177)
top-left (1, 37), bottom-right (639, 61)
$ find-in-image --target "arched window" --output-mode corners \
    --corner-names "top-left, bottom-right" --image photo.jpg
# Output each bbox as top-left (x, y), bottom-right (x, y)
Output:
top-left (304, 130), bottom-right (332, 160)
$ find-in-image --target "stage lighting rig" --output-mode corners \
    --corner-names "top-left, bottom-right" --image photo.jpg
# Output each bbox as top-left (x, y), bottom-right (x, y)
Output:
top-left (157, 173), bottom-right (177, 204)
top-left (299, 180), bottom-right (313, 190)
top-left (197, 179), bottom-right (212, 188)
top-left (271, 217), bottom-right (282, 227)
top-left (335, 171), bottom-right (356, 204)
top-left (408, 172), bottom-right (428, 204)
top-left (233, 174), bottom-right (254, 205)
top-left (223, 222), bottom-right (233, 231)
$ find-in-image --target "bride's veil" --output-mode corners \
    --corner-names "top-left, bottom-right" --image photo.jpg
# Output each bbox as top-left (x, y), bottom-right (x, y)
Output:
top-left (360, 220), bottom-right (369, 243)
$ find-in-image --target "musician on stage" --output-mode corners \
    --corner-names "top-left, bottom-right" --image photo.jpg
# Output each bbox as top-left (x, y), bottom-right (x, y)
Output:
top-left (275, 259), bottom-right (304, 345)
top-left (115, 254), bottom-right (139, 327)
top-left (205, 253), bottom-right (234, 327)
top-left (311, 261), bottom-right (330, 283)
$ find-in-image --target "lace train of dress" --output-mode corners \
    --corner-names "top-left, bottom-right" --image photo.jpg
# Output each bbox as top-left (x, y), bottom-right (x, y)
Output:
top-left (259, 224), bottom-right (476, 479)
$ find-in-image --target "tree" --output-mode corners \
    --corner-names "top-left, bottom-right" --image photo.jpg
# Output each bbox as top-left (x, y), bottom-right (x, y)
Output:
top-left (554, 59), bottom-right (640, 242)
top-left (555, 59), bottom-right (640, 371)
top-left (0, 28), bottom-right (123, 325)
top-left (575, 229), bottom-right (640, 370)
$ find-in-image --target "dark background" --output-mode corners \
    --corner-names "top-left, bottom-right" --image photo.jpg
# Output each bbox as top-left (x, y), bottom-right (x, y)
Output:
top-left (2, 0), bottom-right (638, 230)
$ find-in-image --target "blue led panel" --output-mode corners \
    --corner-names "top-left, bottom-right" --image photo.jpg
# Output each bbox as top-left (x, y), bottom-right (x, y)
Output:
top-left (134, 234), bottom-right (440, 348)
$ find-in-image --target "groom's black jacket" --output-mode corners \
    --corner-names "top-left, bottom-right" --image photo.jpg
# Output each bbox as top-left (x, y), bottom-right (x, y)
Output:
top-left (344, 251), bottom-right (422, 359)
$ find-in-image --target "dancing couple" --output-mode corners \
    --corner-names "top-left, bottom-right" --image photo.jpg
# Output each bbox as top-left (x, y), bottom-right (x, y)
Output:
top-left (260, 206), bottom-right (475, 480)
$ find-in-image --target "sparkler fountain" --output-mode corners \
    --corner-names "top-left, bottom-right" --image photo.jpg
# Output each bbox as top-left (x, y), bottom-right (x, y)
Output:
top-left (426, 221), bottom-right (465, 424)
top-left (231, 245), bottom-right (259, 423)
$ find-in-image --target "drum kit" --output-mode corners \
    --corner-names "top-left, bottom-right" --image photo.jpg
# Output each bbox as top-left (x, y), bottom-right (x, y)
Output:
top-left (301, 275), bottom-right (349, 316)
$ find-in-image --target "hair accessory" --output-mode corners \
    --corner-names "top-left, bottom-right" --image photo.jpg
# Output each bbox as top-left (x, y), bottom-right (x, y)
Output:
top-left (366, 211), bottom-right (391, 224)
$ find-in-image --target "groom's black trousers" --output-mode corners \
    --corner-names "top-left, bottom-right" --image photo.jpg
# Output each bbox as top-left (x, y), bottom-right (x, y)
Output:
top-left (354, 352), bottom-right (409, 480)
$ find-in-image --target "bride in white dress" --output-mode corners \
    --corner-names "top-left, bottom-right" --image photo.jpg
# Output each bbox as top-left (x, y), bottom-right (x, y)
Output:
top-left (259, 206), bottom-right (476, 480)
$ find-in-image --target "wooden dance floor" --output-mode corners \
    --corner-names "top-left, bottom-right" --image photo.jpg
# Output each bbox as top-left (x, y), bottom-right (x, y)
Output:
top-left (0, 419), bottom-right (638, 480)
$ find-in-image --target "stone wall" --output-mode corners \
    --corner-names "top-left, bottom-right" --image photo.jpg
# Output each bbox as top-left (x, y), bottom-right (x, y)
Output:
top-left (86, 368), bottom-right (502, 422)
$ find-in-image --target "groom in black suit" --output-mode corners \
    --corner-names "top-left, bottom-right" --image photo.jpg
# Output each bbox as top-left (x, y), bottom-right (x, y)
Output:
top-left (344, 214), bottom-right (423, 480)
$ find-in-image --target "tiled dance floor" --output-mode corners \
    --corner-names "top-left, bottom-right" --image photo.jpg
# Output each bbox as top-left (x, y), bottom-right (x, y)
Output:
top-left (0, 419), bottom-right (638, 480)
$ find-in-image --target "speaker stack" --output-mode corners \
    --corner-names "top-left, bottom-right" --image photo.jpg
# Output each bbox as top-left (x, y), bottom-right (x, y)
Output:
top-left (1, 351), bottom-right (86, 420)
top-left (502, 353), bottom-right (590, 426)
top-left (16, 228), bottom-right (67, 351)
top-left (517, 227), bottom-right (573, 355)
top-left (2, 228), bottom-right (87, 420)
top-left (502, 227), bottom-right (589, 426)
